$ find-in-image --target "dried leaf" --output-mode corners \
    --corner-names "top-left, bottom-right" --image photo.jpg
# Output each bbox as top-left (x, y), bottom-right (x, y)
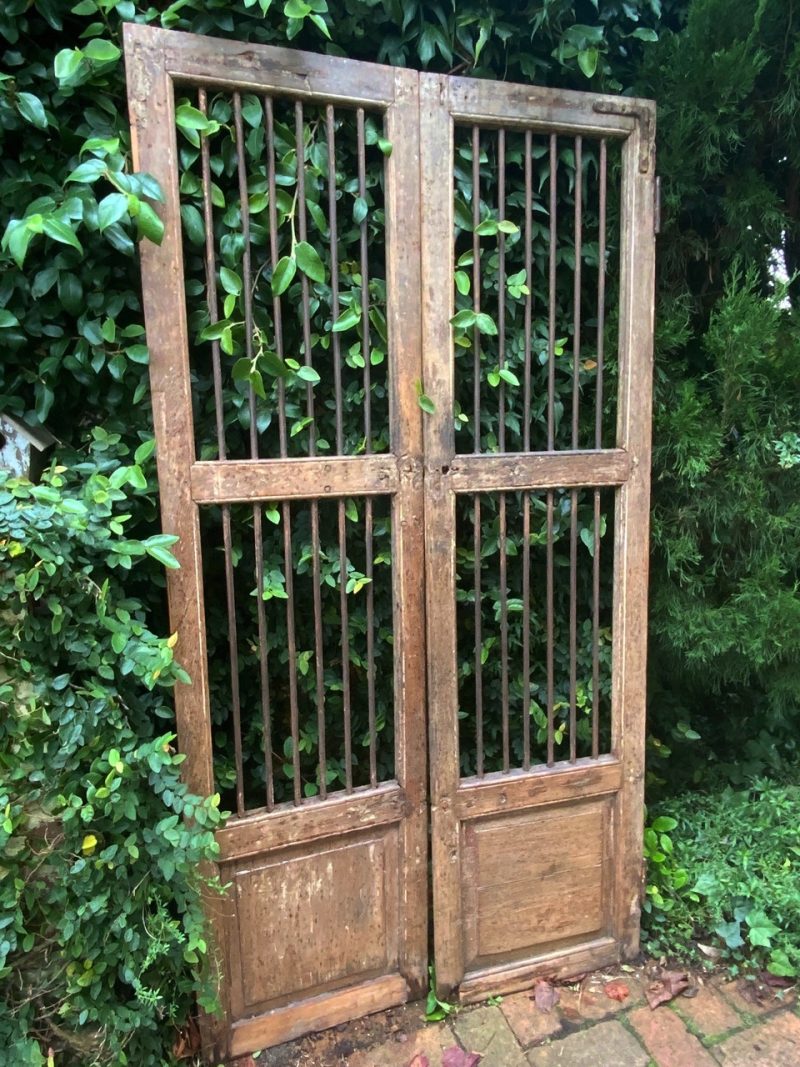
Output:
top-left (760, 971), bottom-right (794, 989)
top-left (604, 980), bottom-right (630, 1003)
top-left (408, 1054), bottom-right (430, 1067)
top-left (697, 943), bottom-right (722, 959)
top-left (441, 1048), bottom-right (481, 1067)
top-left (646, 969), bottom-right (690, 1009)
top-left (531, 978), bottom-right (560, 1013)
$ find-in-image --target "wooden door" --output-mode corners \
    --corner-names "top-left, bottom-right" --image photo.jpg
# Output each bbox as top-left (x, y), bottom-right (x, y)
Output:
top-left (124, 25), bottom-right (427, 1059)
top-left (125, 26), bottom-right (656, 1057)
top-left (420, 76), bottom-right (656, 1000)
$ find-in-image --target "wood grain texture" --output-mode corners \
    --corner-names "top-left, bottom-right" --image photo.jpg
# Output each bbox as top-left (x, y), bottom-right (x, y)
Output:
top-left (190, 455), bottom-right (399, 503)
top-left (216, 783), bottom-right (406, 861)
top-left (384, 67), bottom-right (429, 998)
top-left (457, 937), bottom-right (618, 1003)
top-left (455, 757), bottom-right (622, 820)
top-left (610, 103), bottom-right (657, 958)
top-left (446, 75), bottom-right (641, 135)
top-left (420, 72), bottom-right (463, 997)
top-left (449, 449), bottom-right (630, 493)
top-left (224, 829), bottom-right (398, 1017)
top-left (229, 974), bottom-right (408, 1056)
top-left (123, 24), bottom-right (227, 1059)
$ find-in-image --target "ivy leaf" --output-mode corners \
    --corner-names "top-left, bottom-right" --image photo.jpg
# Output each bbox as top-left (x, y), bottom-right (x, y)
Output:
top-left (17, 92), bottom-right (48, 130)
top-left (578, 48), bottom-right (599, 78)
top-left (219, 266), bottom-right (242, 296)
top-left (332, 305), bottom-right (361, 332)
top-left (295, 241), bottom-right (325, 283)
top-left (272, 255), bottom-right (297, 295)
top-left (136, 202), bottom-right (165, 245)
top-left (83, 39), bottom-right (121, 63)
top-left (746, 910), bottom-right (780, 948)
top-left (53, 48), bottom-right (83, 85)
top-left (353, 196), bottom-right (368, 225)
top-left (42, 217), bottom-right (82, 253)
top-left (98, 193), bottom-right (129, 232)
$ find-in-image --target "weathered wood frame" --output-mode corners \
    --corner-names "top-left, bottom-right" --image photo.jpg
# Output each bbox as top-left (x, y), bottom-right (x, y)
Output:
top-left (420, 74), bottom-right (656, 999)
top-left (124, 24), bottom-right (427, 1060)
top-left (125, 24), bottom-right (656, 1058)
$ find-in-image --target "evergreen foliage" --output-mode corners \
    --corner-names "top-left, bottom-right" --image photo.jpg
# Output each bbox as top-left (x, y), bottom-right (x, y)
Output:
top-left (1, 0), bottom-right (800, 1059)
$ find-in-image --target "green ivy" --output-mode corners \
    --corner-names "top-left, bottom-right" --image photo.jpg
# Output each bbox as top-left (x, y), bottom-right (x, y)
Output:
top-left (0, 446), bottom-right (226, 1065)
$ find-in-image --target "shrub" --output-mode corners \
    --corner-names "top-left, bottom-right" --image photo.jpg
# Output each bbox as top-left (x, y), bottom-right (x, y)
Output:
top-left (0, 444), bottom-right (225, 1066)
top-left (643, 777), bottom-right (800, 979)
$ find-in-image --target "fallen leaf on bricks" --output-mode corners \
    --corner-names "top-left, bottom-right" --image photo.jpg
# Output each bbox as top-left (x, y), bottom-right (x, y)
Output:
top-left (645, 970), bottom-right (690, 1009)
top-left (441, 1048), bottom-right (481, 1067)
top-left (604, 980), bottom-right (631, 1003)
top-left (407, 1054), bottom-right (430, 1067)
top-left (531, 978), bottom-right (560, 1013)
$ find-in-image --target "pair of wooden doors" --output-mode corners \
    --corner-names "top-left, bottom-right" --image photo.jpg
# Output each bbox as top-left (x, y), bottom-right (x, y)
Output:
top-left (125, 24), bottom-right (655, 1061)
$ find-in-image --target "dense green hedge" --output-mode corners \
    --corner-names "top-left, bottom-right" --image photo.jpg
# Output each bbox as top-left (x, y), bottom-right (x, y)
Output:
top-left (2, 0), bottom-right (800, 1062)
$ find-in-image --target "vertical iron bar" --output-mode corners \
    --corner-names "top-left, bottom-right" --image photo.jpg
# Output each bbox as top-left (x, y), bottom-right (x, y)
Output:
top-left (547, 133), bottom-right (557, 451)
top-left (264, 95), bottom-right (301, 803)
top-left (295, 101), bottom-right (327, 796)
top-left (357, 108), bottom-right (378, 787)
top-left (522, 130), bottom-right (533, 770)
top-left (592, 138), bottom-right (608, 759)
top-left (496, 130), bottom-right (509, 771)
top-left (546, 133), bottom-right (557, 765)
top-left (326, 106), bottom-right (353, 791)
top-left (202, 91), bottom-right (246, 814)
top-left (569, 136), bottom-right (582, 764)
top-left (471, 127), bottom-right (484, 776)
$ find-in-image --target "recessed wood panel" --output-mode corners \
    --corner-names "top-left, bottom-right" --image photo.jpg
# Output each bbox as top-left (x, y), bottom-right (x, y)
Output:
top-left (463, 799), bottom-right (611, 965)
top-left (226, 829), bottom-right (398, 1017)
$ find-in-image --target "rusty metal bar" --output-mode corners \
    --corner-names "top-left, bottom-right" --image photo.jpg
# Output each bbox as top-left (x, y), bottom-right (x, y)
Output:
top-left (593, 138), bottom-right (608, 759)
top-left (474, 496), bottom-right (483, 777)
top-left (357, 108), bottom-right (372, 449)
top-left (198, 89), bottom-right (226, 461)
top-left (523, 129), bottom-right (532, 454)
top-left (522, 490), bottom-right (531, 771)
top-left (471, 128), bottom-right (483, 777)
top-left (365, 498), bottom-right (377, 787)
top-left (569, 137), bottom-right (582, 764)
top-left (472, 125), bottom-right (481, 451)
top-left (546, 489), bottom-right (555, 766)
top-left (497, 128), bottom-right (506, 453)
top-left (326, 105), bottom-right (353, 792)
top-left (294, 101), bottom-right (327, 795)
top-left (265, 95), bottom-right (288, 456)
top-left (282, 501), bottom-right (302, 805)
top-left (547, 133), bottom-right (557, 452)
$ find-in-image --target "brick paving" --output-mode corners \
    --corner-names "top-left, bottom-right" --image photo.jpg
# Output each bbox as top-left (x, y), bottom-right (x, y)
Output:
top-left (250, 967), bottom-right (800, 1067)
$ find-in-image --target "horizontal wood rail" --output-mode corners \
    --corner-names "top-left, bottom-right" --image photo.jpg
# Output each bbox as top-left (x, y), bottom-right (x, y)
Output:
top-left (216, 782), bottom-right (406, 861)
top-left (191, 455), bottom-right (400, 503)
top-left (455, 757), bottom-right (622, 821)
top-left (448, 449), bottom-right (630, 493)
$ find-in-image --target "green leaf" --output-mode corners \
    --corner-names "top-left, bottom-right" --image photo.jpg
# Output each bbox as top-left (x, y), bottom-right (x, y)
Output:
top-left (578, 48), bottom-right (599, 78)
top-left (418, 393), bottom-right (435, 414)
top-left (630, 27), bottom-right (659, 41)
top-left (295, 241), bottom-right (325, 283)
top-left (98, 193), bottom-right (129, 232)
top-left (498, 367), bottom-right (520, 386)
top-left (475, 312), bottom-right (498, 335)
top-left (42, 217), bottom-right (82, 253)
top-left (309, 13), bottom-right (331, 38)
top-left (455, 270), bottom-right (470, 295)
top-left (353, 196), bottom-right (368, 225)
top-left (295, 365), bottom-right (321, 384)
top-left (284, 0), bottom-right (311, 15)
top-left (746, 910), bottom-right (780, 948)
top-left (0, 310), bottom-right (20, 328)
top-left (17, 92), bottom-right (47, 130)
top-left (219, 266), bottom-right (242, 296)
top-left (271, 255), bottom-right (297, 296)
top-left (146, 545), bottom-right (181, 569)
top-left (332, 305), bottom-right (361, 333)
top-left (54, 48), bottom-right (84, 85)
top-left (651, 816), bottom-right (678, 832)
top-left (136, 202), bottom-right (165, 245)
top-left (83, 39), bottom-right (121, 63)
top-left (175, 103), bottom-right (213, 131)
top-left (450, 309), bottom-right (477, 329)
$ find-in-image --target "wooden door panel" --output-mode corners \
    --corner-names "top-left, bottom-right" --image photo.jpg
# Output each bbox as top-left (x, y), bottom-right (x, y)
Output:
top-left (125, 26), bottom-right (426, 1060)
top-left (420, 72), bottom-right (656, 999)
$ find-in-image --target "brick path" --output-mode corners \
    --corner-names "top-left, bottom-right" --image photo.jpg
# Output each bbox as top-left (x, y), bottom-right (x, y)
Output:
top-left (247, 967), bottom-right (799, 1067)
